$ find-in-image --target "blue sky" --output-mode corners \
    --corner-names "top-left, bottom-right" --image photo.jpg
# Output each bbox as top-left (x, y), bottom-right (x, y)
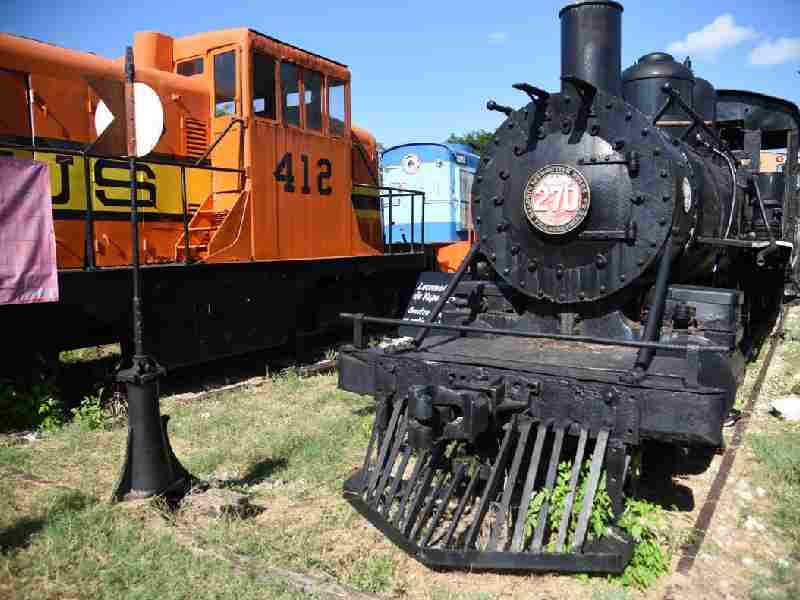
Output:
top-left (2, 0), bottom-right (799, 148)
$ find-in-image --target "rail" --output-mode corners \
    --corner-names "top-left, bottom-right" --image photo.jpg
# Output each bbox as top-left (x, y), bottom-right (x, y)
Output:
top-left (340, 312), bottom-right (731, 354)
top-left (358, 185), bottom-right (426, 254)
top-left (1, 141), bottom-right (245, 270)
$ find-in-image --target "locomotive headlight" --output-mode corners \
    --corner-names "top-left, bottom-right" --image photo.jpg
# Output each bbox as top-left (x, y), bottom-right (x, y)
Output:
top-left (682, 177), bottom-right (693, 213)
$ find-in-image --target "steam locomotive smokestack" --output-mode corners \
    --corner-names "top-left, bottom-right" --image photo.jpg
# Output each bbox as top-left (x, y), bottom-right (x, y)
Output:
top-left (559, 1), bottom-right (623, 96)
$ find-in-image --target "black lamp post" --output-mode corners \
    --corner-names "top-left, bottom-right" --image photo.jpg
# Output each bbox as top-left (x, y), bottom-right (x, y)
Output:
top-left (112, 46), bottom-right (191, 502)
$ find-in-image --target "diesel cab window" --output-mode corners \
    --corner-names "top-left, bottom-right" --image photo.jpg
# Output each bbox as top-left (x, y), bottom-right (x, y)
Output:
top-left (280, 61), bottom-right (300, 126)
top-left (252, 52), bottom-right (276, 119)
top-left (303, 70), bottom-right (323, 131)
top-left (214, 51), bottom-right (236, 116)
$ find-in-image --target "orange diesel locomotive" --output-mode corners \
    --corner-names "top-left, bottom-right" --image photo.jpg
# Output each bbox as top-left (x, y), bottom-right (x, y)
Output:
top-left (0, 29), bottom-right (428, 367)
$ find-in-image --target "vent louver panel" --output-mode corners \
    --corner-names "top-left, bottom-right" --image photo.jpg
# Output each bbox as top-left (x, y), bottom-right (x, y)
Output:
top-left (183, 117), bottom-right (208, 160)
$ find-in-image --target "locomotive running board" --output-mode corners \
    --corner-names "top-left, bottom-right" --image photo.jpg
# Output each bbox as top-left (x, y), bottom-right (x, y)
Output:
top-left (344, 400), bottom-right (634, 573)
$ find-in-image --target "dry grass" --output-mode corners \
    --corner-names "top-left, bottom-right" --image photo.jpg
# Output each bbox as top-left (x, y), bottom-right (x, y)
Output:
top-left (4, 307), bottom-right (800, 599)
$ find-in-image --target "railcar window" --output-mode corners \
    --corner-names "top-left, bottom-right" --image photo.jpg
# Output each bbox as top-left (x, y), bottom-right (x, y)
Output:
top-left (281, 62), bottom-right (300, 127)
top-left (303, 70), bottom-right (323, 131)
top-left (252, 52), bottom-right (276, 120)
top-left (214, 51), bottom-right (237, 117)
top-left (329, 78), bottom-right (345, 136)
top-left (177, 58), bottom-right (203, 76)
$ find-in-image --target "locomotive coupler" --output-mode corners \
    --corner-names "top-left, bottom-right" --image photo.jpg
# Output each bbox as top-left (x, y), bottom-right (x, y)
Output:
top-left (406, 384), bottom-right (498, 449)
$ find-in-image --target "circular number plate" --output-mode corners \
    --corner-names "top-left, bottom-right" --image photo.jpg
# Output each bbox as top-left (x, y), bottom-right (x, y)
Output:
top-left (523, 164), bottom-right (590, 235)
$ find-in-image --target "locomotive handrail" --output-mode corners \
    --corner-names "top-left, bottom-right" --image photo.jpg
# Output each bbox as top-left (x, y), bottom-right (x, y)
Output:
top-left (0, 141), bottom-right (246, 174)
top-left (2, 140), bottom-right (245, 271)
top-left (340, 312), bottom-right (730, 354)
top-left (194, 118), bottom-right (244, 167)
top-left (359, 184), bottom-right (427, 253)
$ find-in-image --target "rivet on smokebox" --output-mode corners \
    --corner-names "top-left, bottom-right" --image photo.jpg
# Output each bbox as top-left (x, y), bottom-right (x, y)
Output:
top-left (511, 245), bottom-right (520, 255)
top-left (556, 265), bottom-right (564, 279)
top-left (596, 254), bottom-right (607, 269)
top-left (528, 260), bottom-right (538, 272)
top-left (600, 285), bottom-right (607, 293)
top-left (620, 274), bottom-right (626, 281)
top-left (503, 268), bottom-right (511, 274)
top-left (625, 111), bottom-right (632, 121)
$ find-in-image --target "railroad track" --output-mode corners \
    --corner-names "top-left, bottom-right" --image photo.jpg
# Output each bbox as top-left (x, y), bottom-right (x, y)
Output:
top-left (666, 302), bottom-right (788, 589)
top-left (163, 358), bottom-right (338, 404)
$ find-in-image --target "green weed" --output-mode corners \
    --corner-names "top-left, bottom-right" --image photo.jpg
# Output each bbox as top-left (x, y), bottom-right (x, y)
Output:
top-left (524, 459), bottom-right (669, 590)
top-left (70, 394), bottom-right (106, 431)
top-left (751, 559), bottom-right (800, 600)
top-left (750, 431), bottom-right (800, 554)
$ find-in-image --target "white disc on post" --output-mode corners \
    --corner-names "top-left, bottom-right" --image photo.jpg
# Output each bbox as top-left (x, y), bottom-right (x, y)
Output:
top-left (94, 82), bottom-right (164, 157)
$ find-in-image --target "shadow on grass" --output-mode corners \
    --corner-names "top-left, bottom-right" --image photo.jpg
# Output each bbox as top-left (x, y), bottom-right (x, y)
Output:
top-left (352, 405), bottom-right (375, 417)
top-left (0, 517), bottom-right (46, 554)
top-left (0, 490), bottom-right (95, 554)
top-left (637, 476), bottom-right (695, 512)
top-left (229, 457), bottom-right (289, 487)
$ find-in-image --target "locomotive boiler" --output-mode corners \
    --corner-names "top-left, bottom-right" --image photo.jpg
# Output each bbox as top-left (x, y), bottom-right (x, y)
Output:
top-left (337, 0), bottom-right (800, 573)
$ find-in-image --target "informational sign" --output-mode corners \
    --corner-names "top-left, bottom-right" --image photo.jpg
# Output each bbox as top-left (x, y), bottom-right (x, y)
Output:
top-left (0, 158), bottom-right (58, 304)
top-left (398, 271), bottom-right (453, 337)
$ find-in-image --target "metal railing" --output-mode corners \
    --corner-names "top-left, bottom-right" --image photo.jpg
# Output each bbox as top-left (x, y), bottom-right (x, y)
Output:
top-left (371, 185), bottom-right (426, 254)
top-left (340, 312), bottom-right (731, 354)
top-left (1, 141), bottom-right (245, 270)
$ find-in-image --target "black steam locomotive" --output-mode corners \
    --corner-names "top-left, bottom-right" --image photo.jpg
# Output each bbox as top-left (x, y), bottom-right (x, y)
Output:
top-left (338, 0), bottom-right (800, 573)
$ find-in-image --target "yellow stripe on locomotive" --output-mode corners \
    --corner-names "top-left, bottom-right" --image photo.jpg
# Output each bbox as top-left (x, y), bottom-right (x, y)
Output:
top-left (2, 148), bottom-right (212, 216)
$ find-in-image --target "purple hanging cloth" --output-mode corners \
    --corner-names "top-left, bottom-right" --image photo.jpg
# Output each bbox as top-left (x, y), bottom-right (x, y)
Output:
top-left (0, 157), bottom-right (59, 304)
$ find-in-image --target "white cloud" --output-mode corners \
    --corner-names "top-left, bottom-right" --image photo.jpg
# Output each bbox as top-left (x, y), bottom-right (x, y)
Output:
top-left (488, 32), bottom-right (508, 44)
top-left (750, 37), bottom-right (800, 65)
top-left (667, 15), bottom-right (757, 60)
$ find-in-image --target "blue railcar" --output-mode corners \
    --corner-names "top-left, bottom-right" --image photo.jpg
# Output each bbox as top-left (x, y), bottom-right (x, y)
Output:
top-left (380, 143), bottom-right (479, 244)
